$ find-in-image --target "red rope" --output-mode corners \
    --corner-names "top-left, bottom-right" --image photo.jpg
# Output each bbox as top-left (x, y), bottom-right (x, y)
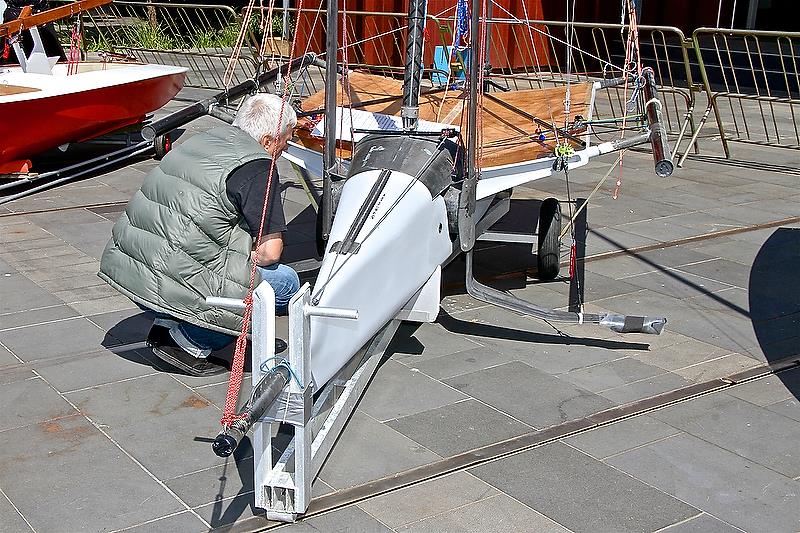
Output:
top-left (219, 0), bottom-right (305, 428)
top-left (67, 23), bottom-right (81, 75)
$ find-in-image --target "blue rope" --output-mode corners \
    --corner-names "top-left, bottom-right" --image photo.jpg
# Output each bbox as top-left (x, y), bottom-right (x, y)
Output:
top-left (259, 357), bottom-right (304, 388)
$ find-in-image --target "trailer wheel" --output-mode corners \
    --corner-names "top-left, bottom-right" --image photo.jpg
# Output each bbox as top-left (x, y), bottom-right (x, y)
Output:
top-left (536, 197), bottom-right (561, 280)
top-left (154, 133), bottom-right (172, 161)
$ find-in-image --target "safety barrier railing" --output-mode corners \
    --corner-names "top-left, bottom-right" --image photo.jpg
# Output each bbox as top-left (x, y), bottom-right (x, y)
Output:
top-left (678, 27), bottom-right (800, 165)
top-left (52, 0), bottom-right (263, 88)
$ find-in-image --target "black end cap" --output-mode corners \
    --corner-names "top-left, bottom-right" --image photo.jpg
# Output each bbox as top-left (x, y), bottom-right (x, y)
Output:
top-left (212, 434), bottom-right (237, 457)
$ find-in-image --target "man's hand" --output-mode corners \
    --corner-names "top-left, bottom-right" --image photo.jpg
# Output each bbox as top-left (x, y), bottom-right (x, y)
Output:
top-left (251, 232), bottom-right (284, 267)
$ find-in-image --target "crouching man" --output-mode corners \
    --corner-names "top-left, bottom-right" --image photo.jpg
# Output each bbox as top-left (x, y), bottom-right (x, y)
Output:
top-left (99, 94), bottom-right (300, 376)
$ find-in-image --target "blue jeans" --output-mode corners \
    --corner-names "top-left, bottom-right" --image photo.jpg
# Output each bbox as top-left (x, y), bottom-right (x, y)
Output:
top-left (154, 263), bottom-right (300, 353)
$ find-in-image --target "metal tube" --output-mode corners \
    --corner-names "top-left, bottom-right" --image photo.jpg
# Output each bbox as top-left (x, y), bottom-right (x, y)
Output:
top-left (142, 53), bottom-right (320, 141)
top-left (321, 0), bottom-right (339, 246)
top-left (401, 0), bottom-right (427, 130)
top-left (212, 366), bottom-right (290, 457)
top-left (641, 69), bottom-right (674, 177)
top-left (457, 0), bottom-right (481, 252)
top-left (205, 296), bottom-right (246, 310)
top-left (304, 305), bottom-right (358, 319)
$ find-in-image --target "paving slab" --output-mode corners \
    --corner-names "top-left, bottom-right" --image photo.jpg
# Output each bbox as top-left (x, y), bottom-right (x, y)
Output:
top-left (317, 411), bottom-right (442, 489)
top-left (563, 414), bottom-right (680, 459)
top-left (0, 304), bottom-right (79, 332)
top-left (280, 505), bottom-right (392, 532)
top-left (0, 376), bottom-right (77, 432)
top-left (0, 316), bottom-right (110, 362)
top-left (66, 373), bottom-right (227, 480)
top-left (444, 361), bottom-right (615, 428)
top-left (606, 433), bottom-right (800, 533)
top-left (651, 392), bottom-right (800, 478)
top-left (114, 511), bottom-right (208, 533)
top-left (0, 414), bottom-right (186, 532)
top-left (469, 441), bottom-right (698, 533)
top-left (358, 359), bottom-right (467, 422)
top-left (356, 471), bottom-right (498, 529)
top-left (396, 493), bottom-right (571, 533)
top-left (386, 398), bottom-right (532, 456)
top-left (659, 513), bottom-right (746, 533)
top-left (0, 492), bottom-right (32, 533)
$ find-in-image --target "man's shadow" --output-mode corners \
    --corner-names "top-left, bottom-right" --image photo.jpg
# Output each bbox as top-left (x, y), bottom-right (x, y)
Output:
top-left (749, 227), bottom-right (800, 400)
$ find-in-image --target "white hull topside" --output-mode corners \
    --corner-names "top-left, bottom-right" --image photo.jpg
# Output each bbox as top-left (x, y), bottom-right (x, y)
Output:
top-left (308, 169), bottom-right (452, 386)
top-left (0, 62), bottom-right (188, 103)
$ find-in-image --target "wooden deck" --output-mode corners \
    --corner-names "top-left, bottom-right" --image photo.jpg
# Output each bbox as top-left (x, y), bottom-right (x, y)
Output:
top-left (298, 71), bottom-right (593, 167)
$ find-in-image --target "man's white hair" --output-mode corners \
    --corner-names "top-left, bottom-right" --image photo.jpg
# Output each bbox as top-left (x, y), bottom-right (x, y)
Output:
top-left (233, 94), bottom-right (297, 142)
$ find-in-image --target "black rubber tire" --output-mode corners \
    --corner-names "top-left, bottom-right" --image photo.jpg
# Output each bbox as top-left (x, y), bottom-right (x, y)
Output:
top-left (536, 197), bottom-right (562, 280)
top-left (153, 133), bottom-right (172, 161)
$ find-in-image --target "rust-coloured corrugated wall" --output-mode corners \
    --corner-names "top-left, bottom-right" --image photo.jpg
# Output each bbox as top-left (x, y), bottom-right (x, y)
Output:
top-left (295, 0), bottom-right (552, 70)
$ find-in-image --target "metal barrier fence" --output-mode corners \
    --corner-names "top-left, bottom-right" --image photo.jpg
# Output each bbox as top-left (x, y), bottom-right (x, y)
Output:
top-left (678, 27), bottom-right (800, 165)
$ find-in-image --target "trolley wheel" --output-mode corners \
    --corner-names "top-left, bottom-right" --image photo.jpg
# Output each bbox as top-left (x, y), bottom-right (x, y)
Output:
top-left (154, 133), bottom-right (172, 161)
top-left (536, 197), bottom-right (561, 280)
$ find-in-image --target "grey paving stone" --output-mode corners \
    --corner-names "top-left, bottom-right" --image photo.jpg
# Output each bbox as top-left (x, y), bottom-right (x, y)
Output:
top-left (616, 218), bottom-right (707, 243)
top-left (111, 511), bottom-right (208, 533)
top-left (166, 447), bottom-right (255, 508)
top-left (622, 267), bottom-right (735, 300)
top-left (66, 373), bottom-right (227, 480)
top-left (651, 392), bottom-right (800, 477)
top-left (470, 442), bottom-right (698, 533)
top-left (88, 309), bottom-right (154, 345)
top-left (0, 343), bottom-right (18, 365)
top-left (0, 304), bottom-right (79, 332)
top-left (397, 493), bottom-right (570, 533)
top-left (630, 337), bottom-right (732, 371)
top-left (279, 505), bottom-right (392, 532)
top-left (358, 360), bottom-right (467, 422)
top-left (560, 357), bottom-right (666, 392)
top-left (408, 346), bottom-right (515, 380)
top-left (0, 414), bottom-right (184, 532)
top-left (725, 369), bottom-right (800, 406)
top-left (35, 347), bottom-right (157, 394)
top-left (386, 398), bottom-right (532, 456)
top-left (0, 222), bottom-right (52, 243)
top-left (52, 282), bottom-right (122, 304)
top-left (0, 317), bottom-right (108, 361)
top-left (688, 238), bottom-right (762, 266)
top-left (0, 492), bottom-right (32, 533)
top-left (586, 227), bottom-right (661, 255)
top-left (563, 415), bottom-right (680, 459)
top-left (19, 258), bottom-right (101, 283)
top-left (607, 433), bottom-right (800, 533)
top-left (0, 236), bottom-right (67, 253)
top-left (599, 372), bottom-right (692, 404)
top-left (765, 397), bottom-right (800, 423)
top-left (388, 321), bottom-right (482, 361)
top-left (672, 353), bottom-right (761, 382)
top-left (658, 513), bottom-right (748, 532)
top-left (444, 362), bottom-right (615, 428)
top-left (318, 411), bottom-right (441, 489)
top-left (586, 246), bottom-right (716, 280)
top-left (675, 258), bottom-right (753, 290)
top-left (0, 271), bottom-right (63, 314)
top-left (0, 376), bottom-right (76, 432)
top-left (68, 294), bottom-right (138, 316)
top-left (357, 471), bottom-right (498, 529)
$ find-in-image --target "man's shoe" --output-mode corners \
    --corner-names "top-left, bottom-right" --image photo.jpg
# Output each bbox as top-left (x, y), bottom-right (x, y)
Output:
top-left (275, 338), bottom-right (288, 354)
top-left (146, 325), bottom-right (171, 348)
top-left (151, 336), bottom-right (227, 377)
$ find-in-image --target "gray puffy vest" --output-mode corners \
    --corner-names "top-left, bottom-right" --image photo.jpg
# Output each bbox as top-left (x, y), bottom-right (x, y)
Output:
top-left (99, 125), bottom-right (270, 336)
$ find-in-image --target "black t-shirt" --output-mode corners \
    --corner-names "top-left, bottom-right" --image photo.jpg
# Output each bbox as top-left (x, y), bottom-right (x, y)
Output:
top-left (226, 159), bottom-right (287, 239)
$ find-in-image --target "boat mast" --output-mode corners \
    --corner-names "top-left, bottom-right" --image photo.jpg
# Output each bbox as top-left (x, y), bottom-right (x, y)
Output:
top-left (321, 0), bottom-right (339, 244)
top-left (457, 0), bottom-right (480, 251)
top-left (401, 0), bottom-right (427, 130)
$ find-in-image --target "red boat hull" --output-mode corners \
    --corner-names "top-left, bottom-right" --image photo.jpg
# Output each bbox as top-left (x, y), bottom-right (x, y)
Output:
top-left (0, 70), bottom-right (185, 166)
